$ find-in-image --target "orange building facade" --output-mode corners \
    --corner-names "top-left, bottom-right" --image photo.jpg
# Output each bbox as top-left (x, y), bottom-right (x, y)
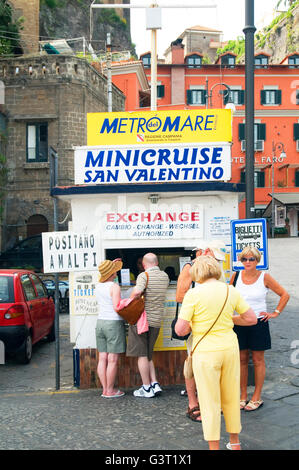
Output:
top-left (108, 44), bottom-right (299, 236)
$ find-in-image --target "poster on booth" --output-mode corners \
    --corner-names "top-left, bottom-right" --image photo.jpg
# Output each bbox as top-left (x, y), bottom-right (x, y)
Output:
top-left (230, 218), bottom-right (268, 271)
top-left (87, 109), bottom-right (233, 146)
top-left (42, 232), bottom-right (99, 273)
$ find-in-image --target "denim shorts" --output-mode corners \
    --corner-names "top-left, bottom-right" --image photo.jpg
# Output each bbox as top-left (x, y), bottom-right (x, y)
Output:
top-left (233, 318), bottom-right (271, 351)
top-left (95, 319), bottom-right (126, 354)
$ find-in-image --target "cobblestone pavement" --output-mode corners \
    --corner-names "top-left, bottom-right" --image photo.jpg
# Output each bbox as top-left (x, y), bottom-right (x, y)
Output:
top-left (0, 238), bottom-right (298, 451)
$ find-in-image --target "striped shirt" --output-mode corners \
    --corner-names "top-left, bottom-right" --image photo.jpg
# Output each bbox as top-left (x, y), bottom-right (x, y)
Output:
top-left (136, 266), bottom-right (169, 328)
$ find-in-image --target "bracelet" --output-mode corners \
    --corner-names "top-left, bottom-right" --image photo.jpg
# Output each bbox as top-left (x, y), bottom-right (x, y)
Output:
top-left (274, 309), bottom-right (280, 315)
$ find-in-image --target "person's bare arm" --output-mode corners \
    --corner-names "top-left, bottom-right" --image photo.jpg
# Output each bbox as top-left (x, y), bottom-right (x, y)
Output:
top-left (175, 318), bottom-right (191, 337)
top-left (233, 308), bottom-right (257, 326)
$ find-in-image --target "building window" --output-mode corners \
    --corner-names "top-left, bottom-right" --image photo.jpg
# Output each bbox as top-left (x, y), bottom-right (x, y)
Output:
top-left (157, 84), bottom-right (165, 99)
top-left (224, 89), bottom-right (244, 106)
top-left (187, 89), bottom-right (206, 106)
top-left (295, 171), bottom-right (299, 187)
top-left (141, 54), bottom-right (151, 68)
top-left (261, 89), bottom-right (281, 105)
top-left (296, 90), bottom-right (299, 105)
top-left (255, 55), bottom-right (268, 68)
top-left (241, 170), bottom-right (265, 188)
top-left (239, 123), bottom-right (266, 151)
top-left (26, 123), bottom-right (48, 162)
top-left (288, 55), bottom-right (299, 68)
top-left (220, 54), bottom-right (235, 67)
top-left (186, 55), bottom-right (202, 68)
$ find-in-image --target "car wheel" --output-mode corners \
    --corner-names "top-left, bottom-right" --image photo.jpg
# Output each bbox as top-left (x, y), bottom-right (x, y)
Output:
top-left (47, 321), bottom-right (56, 342)
top-left (17, 332), bottom-right (33, 364)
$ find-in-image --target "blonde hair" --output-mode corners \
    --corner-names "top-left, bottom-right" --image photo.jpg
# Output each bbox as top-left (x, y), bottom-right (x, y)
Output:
top-left (239, 246), bottom-right (261, 262)
top-left (190, 256), bottom-right (221, 284)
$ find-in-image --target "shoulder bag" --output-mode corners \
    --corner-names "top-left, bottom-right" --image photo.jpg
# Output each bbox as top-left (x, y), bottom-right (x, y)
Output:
top-left (171, 303), bottom-right (190, 341)
top-left (116, 272), bottom-right (149, 325)
top-left (183, 285), bottom-right (229, 379)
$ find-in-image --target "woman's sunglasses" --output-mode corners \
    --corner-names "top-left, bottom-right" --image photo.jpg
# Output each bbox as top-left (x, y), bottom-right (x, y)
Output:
top-left (240, 257), bottom-right (256, 262)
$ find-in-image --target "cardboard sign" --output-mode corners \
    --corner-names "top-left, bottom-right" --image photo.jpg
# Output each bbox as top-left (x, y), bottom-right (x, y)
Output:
top-left (42, 232), bottom-right (99, 273)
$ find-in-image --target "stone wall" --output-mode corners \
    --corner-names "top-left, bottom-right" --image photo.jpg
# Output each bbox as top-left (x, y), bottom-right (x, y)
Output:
top-left (0, 55), bottom-right (125, 250)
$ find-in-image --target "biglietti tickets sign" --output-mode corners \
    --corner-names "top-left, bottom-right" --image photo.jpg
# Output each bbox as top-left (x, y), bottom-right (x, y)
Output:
top-left (102, 208), bottom-right (204, 240)
top-left (74, 143), bottom-right (231, 185)
top-left (42, 232), bottom-right (99, 273)
top-left (87, 109), bottom-right (232, 146)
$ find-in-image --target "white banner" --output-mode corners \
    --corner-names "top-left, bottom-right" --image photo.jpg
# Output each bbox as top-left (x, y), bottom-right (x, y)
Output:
top-left (102, 208), bottom-right (204, 240)
top-left (42, 232), bottom-right (99, 273)
top-left (74, 142), bottom-right (231, 185)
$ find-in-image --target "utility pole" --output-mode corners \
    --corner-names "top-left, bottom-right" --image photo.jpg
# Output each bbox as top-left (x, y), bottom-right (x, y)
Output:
top-left (243, 0), bottom-right (256, 219)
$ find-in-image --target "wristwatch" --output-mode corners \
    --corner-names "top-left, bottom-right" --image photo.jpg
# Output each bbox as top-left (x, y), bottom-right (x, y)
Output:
top-left (274, 309), bottom-right (280, 315)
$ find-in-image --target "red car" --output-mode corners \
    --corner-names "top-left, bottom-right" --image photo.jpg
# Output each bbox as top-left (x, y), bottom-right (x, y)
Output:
top-left (0, 270), bottom-right (55, 364)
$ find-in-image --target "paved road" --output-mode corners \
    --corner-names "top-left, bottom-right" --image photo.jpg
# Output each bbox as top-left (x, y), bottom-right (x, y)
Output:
top-left (0, 238), bottom-right (298, 451)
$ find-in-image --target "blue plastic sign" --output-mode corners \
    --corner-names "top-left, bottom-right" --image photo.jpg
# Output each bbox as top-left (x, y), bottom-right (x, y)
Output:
top-left (230, 218), bottom-right (268, 271)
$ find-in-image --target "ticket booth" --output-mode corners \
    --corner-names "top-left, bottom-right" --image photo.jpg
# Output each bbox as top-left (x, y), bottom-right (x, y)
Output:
top-left (51, 109), bottom-right (245, 388)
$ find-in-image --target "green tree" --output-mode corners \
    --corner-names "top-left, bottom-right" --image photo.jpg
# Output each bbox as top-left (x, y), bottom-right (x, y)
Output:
top-left (0, 0), bottom-right (22, 56)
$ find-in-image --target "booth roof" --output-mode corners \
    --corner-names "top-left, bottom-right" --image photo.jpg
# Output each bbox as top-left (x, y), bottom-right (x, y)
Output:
top-left (51, 182), bottom-right (246, 198)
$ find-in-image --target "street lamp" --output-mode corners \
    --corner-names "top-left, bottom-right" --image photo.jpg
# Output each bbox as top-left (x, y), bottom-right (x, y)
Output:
top-left (271, 141), bottom-right (286, 238)
top-left (205, 79), bottom-right (236, 113)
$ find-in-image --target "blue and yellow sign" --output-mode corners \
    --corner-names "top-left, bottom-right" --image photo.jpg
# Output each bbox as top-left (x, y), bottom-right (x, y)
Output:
top-left (87, 109), bottom-right (232, 146)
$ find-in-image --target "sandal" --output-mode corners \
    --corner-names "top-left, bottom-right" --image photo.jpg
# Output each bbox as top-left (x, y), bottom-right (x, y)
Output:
top-left (186, 406), bottom-right (202, 422)
top-left (240, 399), bottom-right (247, 410)
top-left (226, 442), bottom-right (241, 450)
top-left (244, 399), bottom-right (264, 411)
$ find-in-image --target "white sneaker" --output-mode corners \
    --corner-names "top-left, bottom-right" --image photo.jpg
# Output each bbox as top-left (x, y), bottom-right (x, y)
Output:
top-left (151, 382), bottom-right (162, 396)
top-left (133, 385), bottom-right (155, 398)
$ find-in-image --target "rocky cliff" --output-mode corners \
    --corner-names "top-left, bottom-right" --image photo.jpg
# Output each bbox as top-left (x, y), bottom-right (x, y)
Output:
top-left (40, 0), bottom-right (136, 57)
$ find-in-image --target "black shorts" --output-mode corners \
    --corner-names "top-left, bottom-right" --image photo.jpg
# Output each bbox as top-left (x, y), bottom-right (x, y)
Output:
top-left (233, 318), bottom-right (271, 351)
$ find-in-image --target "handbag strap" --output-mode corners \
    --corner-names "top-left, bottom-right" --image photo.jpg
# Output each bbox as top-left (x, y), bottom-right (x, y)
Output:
top-left (190, 285), bottom-right (229, 358)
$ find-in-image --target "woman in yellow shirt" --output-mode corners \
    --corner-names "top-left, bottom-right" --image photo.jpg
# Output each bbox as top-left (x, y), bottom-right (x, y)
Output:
top-left (175, 256), bottom-right (257, 451)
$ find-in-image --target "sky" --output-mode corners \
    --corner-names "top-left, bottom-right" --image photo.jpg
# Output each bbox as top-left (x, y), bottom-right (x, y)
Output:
top-left (130, 0), bottom-right (283, 57)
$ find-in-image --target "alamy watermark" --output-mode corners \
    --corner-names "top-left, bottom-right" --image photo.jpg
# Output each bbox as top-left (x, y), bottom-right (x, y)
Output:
top-left (0, 340), bottom-right (4, 364)
top-left (0, 80), bottom-right (5, 105)
top-left (290, 340), bottom-right (299, 366)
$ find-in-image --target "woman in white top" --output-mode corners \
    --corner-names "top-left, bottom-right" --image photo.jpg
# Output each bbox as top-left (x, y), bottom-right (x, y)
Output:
top-left (95, 259), bottom-right (126, 398)
top-left (230, 247), bottom-right (289, 412)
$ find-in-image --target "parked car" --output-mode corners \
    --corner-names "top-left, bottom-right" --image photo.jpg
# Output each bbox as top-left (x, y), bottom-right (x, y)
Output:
top-left (0, 235), bottom-right (43, 272)
top-left (0, 269), bottom-right (55, 364)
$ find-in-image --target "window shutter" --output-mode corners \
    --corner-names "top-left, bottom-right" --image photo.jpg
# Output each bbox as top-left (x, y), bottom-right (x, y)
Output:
top-left (157, 85), bottom-right (165, 98)
top-left (187, 90), bottom-right (193, 105)
top-left (296, 89), bottom-right (299, 105)
top-left (238, 123), bottom-right (245, 141)
top-left (240, 171), bottom-right (245, 183)
top-left (239, 90), bottom-right (245, 105)
top-left (258, 123), bottom-right (266, 141)
top-left (276, 90), bottom-right (282, 105)
top-left (261, 90), bottom-right (266, 105)
top-left (294, 123), bottom-right (299, 140)
top-left (295, 171), bottom-right (299, 188)
top-left (258, 171), bottom-right (265, 188)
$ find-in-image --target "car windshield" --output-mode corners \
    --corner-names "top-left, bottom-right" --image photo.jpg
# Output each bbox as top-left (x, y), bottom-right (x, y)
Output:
top-left (0, 276), bottom-right (15, 303)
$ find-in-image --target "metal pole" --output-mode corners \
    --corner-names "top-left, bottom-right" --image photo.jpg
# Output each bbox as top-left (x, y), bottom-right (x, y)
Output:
top-left (106, 33), bottom-right (113, 113)
top-left (272, 145), bottom-right (275, 238)
top-left (151, 28), bottom-right (158, 111)
top-left (243, 0), bottom-right (256, 219)
top-left (50, 147), bottom-right (60, 391)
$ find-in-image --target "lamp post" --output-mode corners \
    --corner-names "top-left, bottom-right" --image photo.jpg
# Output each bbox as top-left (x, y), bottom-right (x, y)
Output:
top-left (271, 142), bottom-right (286, 238)
top-left (205, 79), bottom-right (236, 112)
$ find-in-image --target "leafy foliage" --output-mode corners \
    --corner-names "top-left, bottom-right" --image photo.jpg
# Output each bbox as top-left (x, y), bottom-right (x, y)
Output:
top-left (0, 0), bottom-right (23, 56)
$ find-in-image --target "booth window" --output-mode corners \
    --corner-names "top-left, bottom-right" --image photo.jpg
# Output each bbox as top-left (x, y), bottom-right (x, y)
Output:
top-left (26, 123), bottom-right (48, 162)
top-left (261, 89), bottom-right (282, 105)
top-left (187, 89), bottom-right (206, 106)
